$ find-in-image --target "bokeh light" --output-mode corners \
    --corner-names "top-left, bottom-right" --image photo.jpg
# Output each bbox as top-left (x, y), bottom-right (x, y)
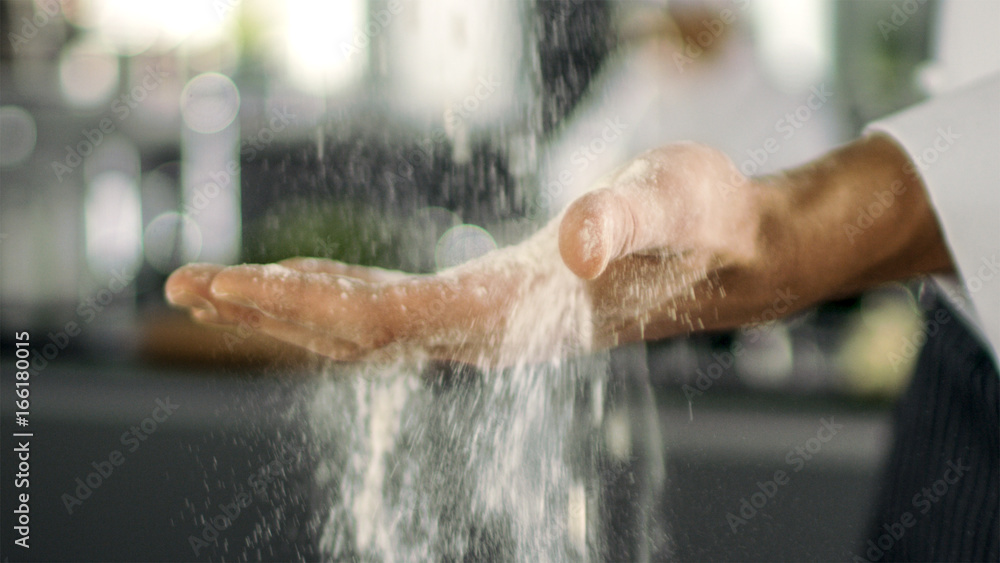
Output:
top-left (85, 170), bottom-right (143, 277)
top-left (435, 224), bottom-right (498, 270)
top-left (180, 72), bottom-right (241, 134)
top-left (0, 106), bottom-right (37, 167)
top-left (58, 35), bottom-right (120, 107)
top-left (144, 211), bottom-right (203, 273)
top-left (285, 0), bottom-right (365, 94)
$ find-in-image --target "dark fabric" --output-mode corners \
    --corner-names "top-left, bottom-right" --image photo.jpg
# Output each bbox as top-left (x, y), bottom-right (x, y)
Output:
top-left (862, 296), bottom-right (999, 562)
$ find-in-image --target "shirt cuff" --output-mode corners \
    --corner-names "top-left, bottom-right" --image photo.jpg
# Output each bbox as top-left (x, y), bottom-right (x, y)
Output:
top-left (865, 74), bottom-right (1000, 366)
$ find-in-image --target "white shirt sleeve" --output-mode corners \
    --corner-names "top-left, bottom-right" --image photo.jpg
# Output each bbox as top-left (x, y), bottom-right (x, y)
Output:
top-left (866, 74), bottom-right (1000, 365)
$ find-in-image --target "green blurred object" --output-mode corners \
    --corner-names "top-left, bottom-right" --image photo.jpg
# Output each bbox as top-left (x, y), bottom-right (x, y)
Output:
top-left (837, 288), bottom-right (923, 398)
top-left (244, 199), bottom-right (400, 267)
top-left (834, 0), bottom-right (937, 135)
top-left (243, 198), bottom-right (460, 273)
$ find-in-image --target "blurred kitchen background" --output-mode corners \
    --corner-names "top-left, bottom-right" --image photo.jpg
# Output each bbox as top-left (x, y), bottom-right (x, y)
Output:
top-left (0, 0), bottom-right (952, 561)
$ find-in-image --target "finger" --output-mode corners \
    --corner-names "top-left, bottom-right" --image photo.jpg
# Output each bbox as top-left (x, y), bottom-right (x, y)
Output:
top-left (278, 257), bottom-right (409, 283)
top-left (559, 152), bottom-right (676, 280)
top-left (559, 188), bottom-right (636, 280)
top-left (168, 266), bottom-right (267, 328)
top-left (588, 252), bottom-right (697, 320)
top-left (209, 264), bottom-right (395, 348)
top-left (560, 147), bottom-right (742, 280)
top-left (165, 263), bottom-right (226, 320)
top-left (236, 312), bottom-right (367, 360)
top-left (215, 303), bottom-right (367, 359)
top-left (171, 271), bottom-right (366, 358)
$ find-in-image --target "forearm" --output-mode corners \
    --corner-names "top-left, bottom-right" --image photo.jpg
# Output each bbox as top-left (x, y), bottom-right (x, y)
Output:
top-left (164, 136), bottom-right (960, 366)
top-left (768, 133), bottom-right (955, 306)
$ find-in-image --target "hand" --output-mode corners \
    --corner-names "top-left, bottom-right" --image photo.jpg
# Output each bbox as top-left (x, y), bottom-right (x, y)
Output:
top-left (166, 137), bottom-right (953, 367)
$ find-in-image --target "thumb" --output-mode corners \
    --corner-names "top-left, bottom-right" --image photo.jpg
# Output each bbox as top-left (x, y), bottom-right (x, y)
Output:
top-left (558, 189), bottom-right (638, 280)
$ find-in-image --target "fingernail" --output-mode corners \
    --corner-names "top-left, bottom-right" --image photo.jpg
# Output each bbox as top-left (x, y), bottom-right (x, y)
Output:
top-left (191, 307), bottom-right (222, 324)
top-left (170, 291), bottom-right (216, 314)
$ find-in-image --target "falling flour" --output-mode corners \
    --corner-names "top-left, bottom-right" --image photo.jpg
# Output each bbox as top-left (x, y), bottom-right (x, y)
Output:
top-left (303, 220), bottom-right (616, 561)
top-left (309, 353), bottom-right (610, 562)
top-left (305, 187), bottom-right (697, 561)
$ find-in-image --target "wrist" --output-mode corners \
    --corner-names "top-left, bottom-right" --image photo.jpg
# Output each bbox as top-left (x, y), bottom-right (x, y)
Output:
top-left (744, 173), bottom-right (810, 306)
top-left (767, 134), bottom-right (954, 305)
